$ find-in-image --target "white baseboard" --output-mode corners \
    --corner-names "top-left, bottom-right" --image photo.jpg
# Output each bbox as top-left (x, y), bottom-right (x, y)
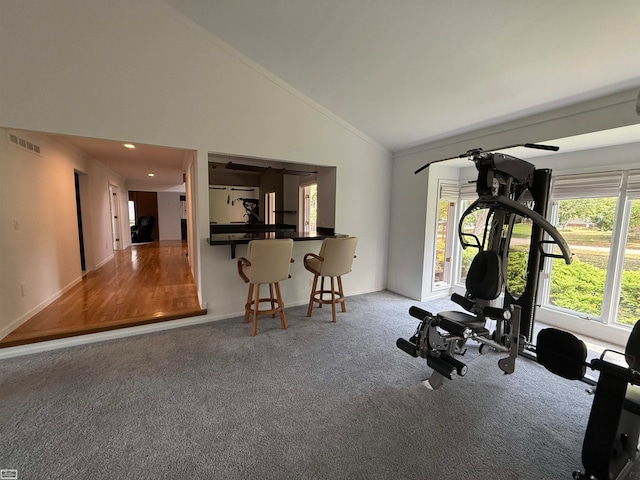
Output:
top-left (0, 313), bottom-right (223, 359)
top-left (0, 276), bottom-right (83, 342)
top-left (419, 292), bottom-right (450, 303)
top-left (348, 286), bottom-right (386, 297)
top-left (0, 256), bottom-right (115, 343)
top-left (95, 253), bottom-right (114, 269)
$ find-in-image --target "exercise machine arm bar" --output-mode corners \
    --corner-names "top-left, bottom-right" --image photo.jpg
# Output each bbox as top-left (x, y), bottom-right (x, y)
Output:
top-left (414, 143), bottom-right (559, 174)
top-left (460, 196), bottom-right (573, 264)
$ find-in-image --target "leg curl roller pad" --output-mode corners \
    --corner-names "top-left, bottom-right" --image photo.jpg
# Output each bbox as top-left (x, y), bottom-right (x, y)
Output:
top-left (396, 338), bottom-right (419, 358)
top-left (440, 354), bottom-right (468, 376)
top-left (409, 306), bottom-right (431, 320)
top-left (427, 356), bottom-right (457, 380)
top-left (438, 317), bottom-right (472, 338)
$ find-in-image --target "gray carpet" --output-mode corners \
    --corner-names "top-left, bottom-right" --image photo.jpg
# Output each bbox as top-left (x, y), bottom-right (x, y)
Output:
top-left (1, 290), bottom-right (639, 480)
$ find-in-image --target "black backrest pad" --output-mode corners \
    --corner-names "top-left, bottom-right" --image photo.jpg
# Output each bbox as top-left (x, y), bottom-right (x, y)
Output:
top-left (626, 320), bottom-right (640, 370)
top-left (466, 250), bottom-right (503, 300)
top-left (537, 328), bottom-right (587, 380)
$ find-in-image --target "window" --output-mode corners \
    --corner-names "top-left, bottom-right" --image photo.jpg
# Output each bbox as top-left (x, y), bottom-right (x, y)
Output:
top-left (433, 182), bottom-right (458, 289)
top-left (128, 201), bottom-right (136, 227)
top-left (449, 169), bottom-right (639, 333)
top-left (506, 214), bottom-right (532, 299)
top-left (618, 172), bottom-right (640, 326)
top-left (265, 192), bottom-right (276, 224)
top-left (457, 182), bottom-right (481, 285)
top-left (540, 172), bottom-right (635, 326)
top-left (547, 197), bottom-right (616, 318)
top-left (301, 184), bottom-right (317, 233)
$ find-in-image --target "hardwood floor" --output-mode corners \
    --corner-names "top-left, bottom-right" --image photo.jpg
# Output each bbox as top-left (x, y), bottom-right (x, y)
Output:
top-left (0, 241), bottom-right (207, 348)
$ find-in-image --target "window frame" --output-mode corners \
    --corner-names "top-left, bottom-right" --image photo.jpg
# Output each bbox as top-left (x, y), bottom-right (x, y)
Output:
top-left (432, 181), bottom-right (459, 291)
top-left (538, 170), bottom-right (636, 328)
top-left (300, 183), bottom-right (317, 233)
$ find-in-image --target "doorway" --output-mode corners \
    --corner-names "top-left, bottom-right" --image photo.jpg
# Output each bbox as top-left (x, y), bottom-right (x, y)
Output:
top-left (129, 191), bottom-right (159, 243)
top-left (1, 128), bottom-right (204, 348)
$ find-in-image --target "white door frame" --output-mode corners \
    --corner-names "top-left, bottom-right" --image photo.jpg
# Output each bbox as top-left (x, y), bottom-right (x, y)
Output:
top-left (108, 183), bottom-right (122, 251)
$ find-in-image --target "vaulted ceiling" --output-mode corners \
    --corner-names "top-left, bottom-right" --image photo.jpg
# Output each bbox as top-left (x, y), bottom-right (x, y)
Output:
top-left (165, 0), bottom-right (640, 153)
top-left (46, 2), bottom-right (640, 185)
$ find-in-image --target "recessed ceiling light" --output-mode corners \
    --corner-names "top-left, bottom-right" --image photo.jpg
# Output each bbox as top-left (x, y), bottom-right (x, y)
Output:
top-left (147, 173), bottom-right (155, 177)
top-left (123, 143), bottom-right (136, 149)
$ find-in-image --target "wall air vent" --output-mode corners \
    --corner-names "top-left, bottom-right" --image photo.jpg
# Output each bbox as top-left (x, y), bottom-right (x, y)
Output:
top-left (8, 131), bottom-right (41, 155)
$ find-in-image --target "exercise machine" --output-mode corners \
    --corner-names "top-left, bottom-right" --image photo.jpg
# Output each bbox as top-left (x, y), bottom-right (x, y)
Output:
top-left (232, 197), bottom-right (260, 225)
top-left (537, 323), bottom-right (640, 480)
top-left (396, 144), bottom-right (573, 389)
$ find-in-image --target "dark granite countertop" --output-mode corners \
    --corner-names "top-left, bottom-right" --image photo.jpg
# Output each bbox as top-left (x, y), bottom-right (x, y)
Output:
top-left (208, 228), bottom-right (346, 258)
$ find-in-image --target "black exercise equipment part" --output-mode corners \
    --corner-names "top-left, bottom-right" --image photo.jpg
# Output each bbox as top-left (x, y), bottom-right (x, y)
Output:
top-left (397, 145), bottom-right (572, 389)
top-left (414, 142), bottom-right (559, 175)
top-left (537, 324), bottom-right (640, 480)
top-left (232, 197), bottom-right (260, 225)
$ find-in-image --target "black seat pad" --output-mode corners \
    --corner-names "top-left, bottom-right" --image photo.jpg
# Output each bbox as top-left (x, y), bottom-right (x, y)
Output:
top-left (466, 250), bottom-right (503, 300)
top-left (437, 310), bottom-right (490, 337)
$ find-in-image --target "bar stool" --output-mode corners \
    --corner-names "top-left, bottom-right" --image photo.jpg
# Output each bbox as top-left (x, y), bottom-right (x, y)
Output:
top-left (237, 238), bottom-right (294, 336)
top-left (304, 237), bottom-right (357, 323)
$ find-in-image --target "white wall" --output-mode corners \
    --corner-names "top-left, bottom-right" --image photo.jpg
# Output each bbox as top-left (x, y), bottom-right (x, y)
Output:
top-left (317, 168), bottom-right (337, 229)
top-left (0, 128), bottom-right (127, 338)
top-left (0, 0), bottom-right (391, 325)
top-left (157, 192), bottom-right (183, 240)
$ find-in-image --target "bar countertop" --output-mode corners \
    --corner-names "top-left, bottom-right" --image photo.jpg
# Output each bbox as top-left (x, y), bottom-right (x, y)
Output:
top-left (208, 229), bottom-right (347, 258)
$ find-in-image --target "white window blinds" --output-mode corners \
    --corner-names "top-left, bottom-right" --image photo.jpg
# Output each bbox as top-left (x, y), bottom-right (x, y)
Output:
top-left (459, 181), bottom-right (477, 200)
top-left (439, 182), bottom-right (459, 201)
top-left (551, 172), bottom-right (623, 200)
top-left (626, 171), bottom-right (640, 200)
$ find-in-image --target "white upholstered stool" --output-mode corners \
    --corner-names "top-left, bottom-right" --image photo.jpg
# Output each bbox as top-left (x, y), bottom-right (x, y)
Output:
top-left (304, 237), bottom-right (357, 323)
top-left (237, 238), bottom-right (294, 336)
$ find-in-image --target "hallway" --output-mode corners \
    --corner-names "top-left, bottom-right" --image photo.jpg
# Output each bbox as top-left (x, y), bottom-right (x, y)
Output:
top-left (0, 241), bottom-right (206, 348)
